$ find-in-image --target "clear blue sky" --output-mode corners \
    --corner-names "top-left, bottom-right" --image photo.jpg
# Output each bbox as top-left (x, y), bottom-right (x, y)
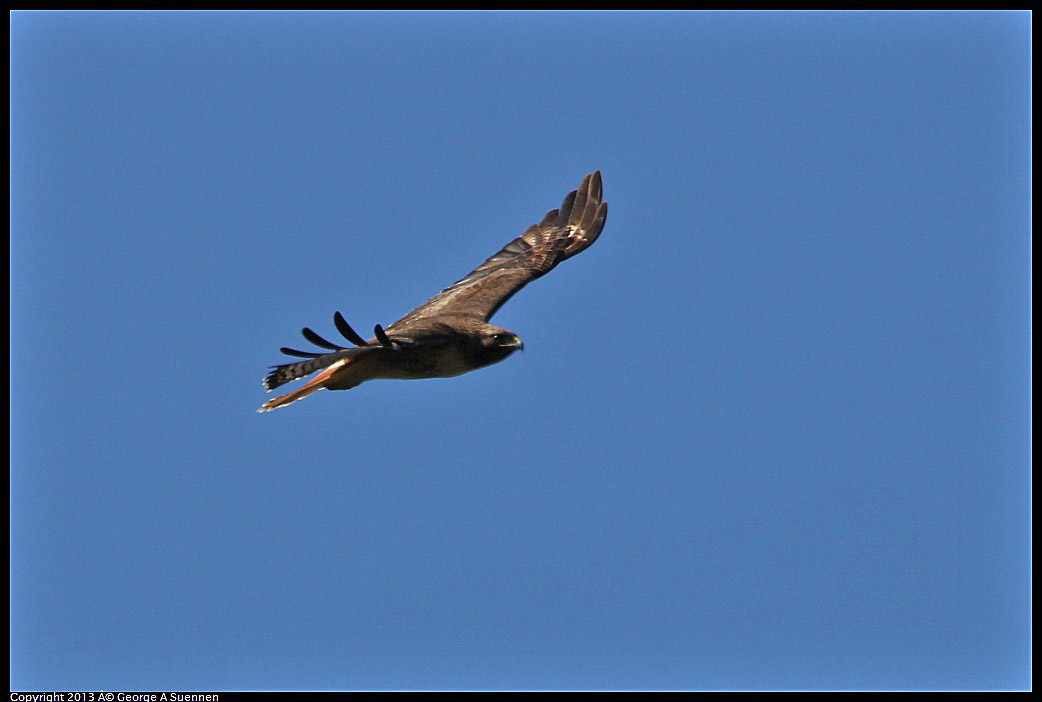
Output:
top-left (11, 11), bottom-right (1030, 691)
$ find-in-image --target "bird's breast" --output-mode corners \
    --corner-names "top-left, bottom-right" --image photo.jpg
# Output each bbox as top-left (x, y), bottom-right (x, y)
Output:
top-left (424, 341), bottom-right (480, 378)
top-left (372, 337), bottom-right (478, 380)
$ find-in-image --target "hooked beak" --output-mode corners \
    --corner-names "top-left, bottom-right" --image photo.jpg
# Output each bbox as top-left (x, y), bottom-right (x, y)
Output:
top-left (502, 335), bottom-right (524, 351)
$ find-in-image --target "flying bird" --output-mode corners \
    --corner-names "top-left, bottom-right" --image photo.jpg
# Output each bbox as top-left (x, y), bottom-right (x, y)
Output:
top-left (259, 171), bottom-right (608, 412)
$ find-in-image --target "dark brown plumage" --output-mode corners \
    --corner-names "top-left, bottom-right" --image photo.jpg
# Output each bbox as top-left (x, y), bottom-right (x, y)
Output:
top-left (259, 171), bottom-right (608, 412)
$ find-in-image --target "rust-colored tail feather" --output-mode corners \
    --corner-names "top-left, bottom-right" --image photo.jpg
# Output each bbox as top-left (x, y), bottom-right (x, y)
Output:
top-left (258, 358), bottom-right (349, 412)
top-left (264, 348), bottom-right (359, 392)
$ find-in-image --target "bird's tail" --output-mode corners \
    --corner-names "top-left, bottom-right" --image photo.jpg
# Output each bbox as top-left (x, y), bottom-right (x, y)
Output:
top-left (259, 313), bottom-right (391, 412)
top-left (262, 349), bottom-right (359, 392)
top-left (258, 357), bottom-right (354, 412)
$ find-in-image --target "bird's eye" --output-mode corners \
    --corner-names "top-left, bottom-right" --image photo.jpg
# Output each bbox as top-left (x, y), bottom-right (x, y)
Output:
top-left (492, 333), bottom-right (507, 342)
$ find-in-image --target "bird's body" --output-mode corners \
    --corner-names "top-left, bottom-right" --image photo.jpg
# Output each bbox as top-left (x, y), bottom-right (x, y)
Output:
top-left (259, 172), bottom-right (607, 412)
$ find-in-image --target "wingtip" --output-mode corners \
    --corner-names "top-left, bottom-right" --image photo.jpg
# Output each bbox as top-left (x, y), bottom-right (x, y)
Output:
top-left (589, 171), bottom-right (603, 201)
top-left (374, 324), bottom-right (393, 348)
top-left (302, 326), bottom-right (347, 351)
top-left (334, 311), bottom-right (370, 347)
top-left (557, 189), bottom-right (578, 224)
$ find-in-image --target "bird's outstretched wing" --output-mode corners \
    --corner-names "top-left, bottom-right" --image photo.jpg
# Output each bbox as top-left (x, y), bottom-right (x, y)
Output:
top-left (389, 171), bottom-right (607, 329)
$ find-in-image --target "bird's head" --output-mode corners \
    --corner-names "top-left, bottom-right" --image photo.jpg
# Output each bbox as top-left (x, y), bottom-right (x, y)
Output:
top-left (470, 324), bottom-right (524, 367)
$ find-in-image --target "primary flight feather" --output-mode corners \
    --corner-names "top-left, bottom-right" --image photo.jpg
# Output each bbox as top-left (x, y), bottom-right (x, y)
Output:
top-left (259, 171), bottom-right (608, 412)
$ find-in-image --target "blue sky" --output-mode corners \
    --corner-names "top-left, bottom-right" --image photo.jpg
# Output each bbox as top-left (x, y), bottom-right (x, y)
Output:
top-left (10, 11), bottom-right (1030, 691)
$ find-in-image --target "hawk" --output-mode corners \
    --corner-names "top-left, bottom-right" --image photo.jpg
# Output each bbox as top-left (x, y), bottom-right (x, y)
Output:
top-left (259, 171), bottom-right (608, 412)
